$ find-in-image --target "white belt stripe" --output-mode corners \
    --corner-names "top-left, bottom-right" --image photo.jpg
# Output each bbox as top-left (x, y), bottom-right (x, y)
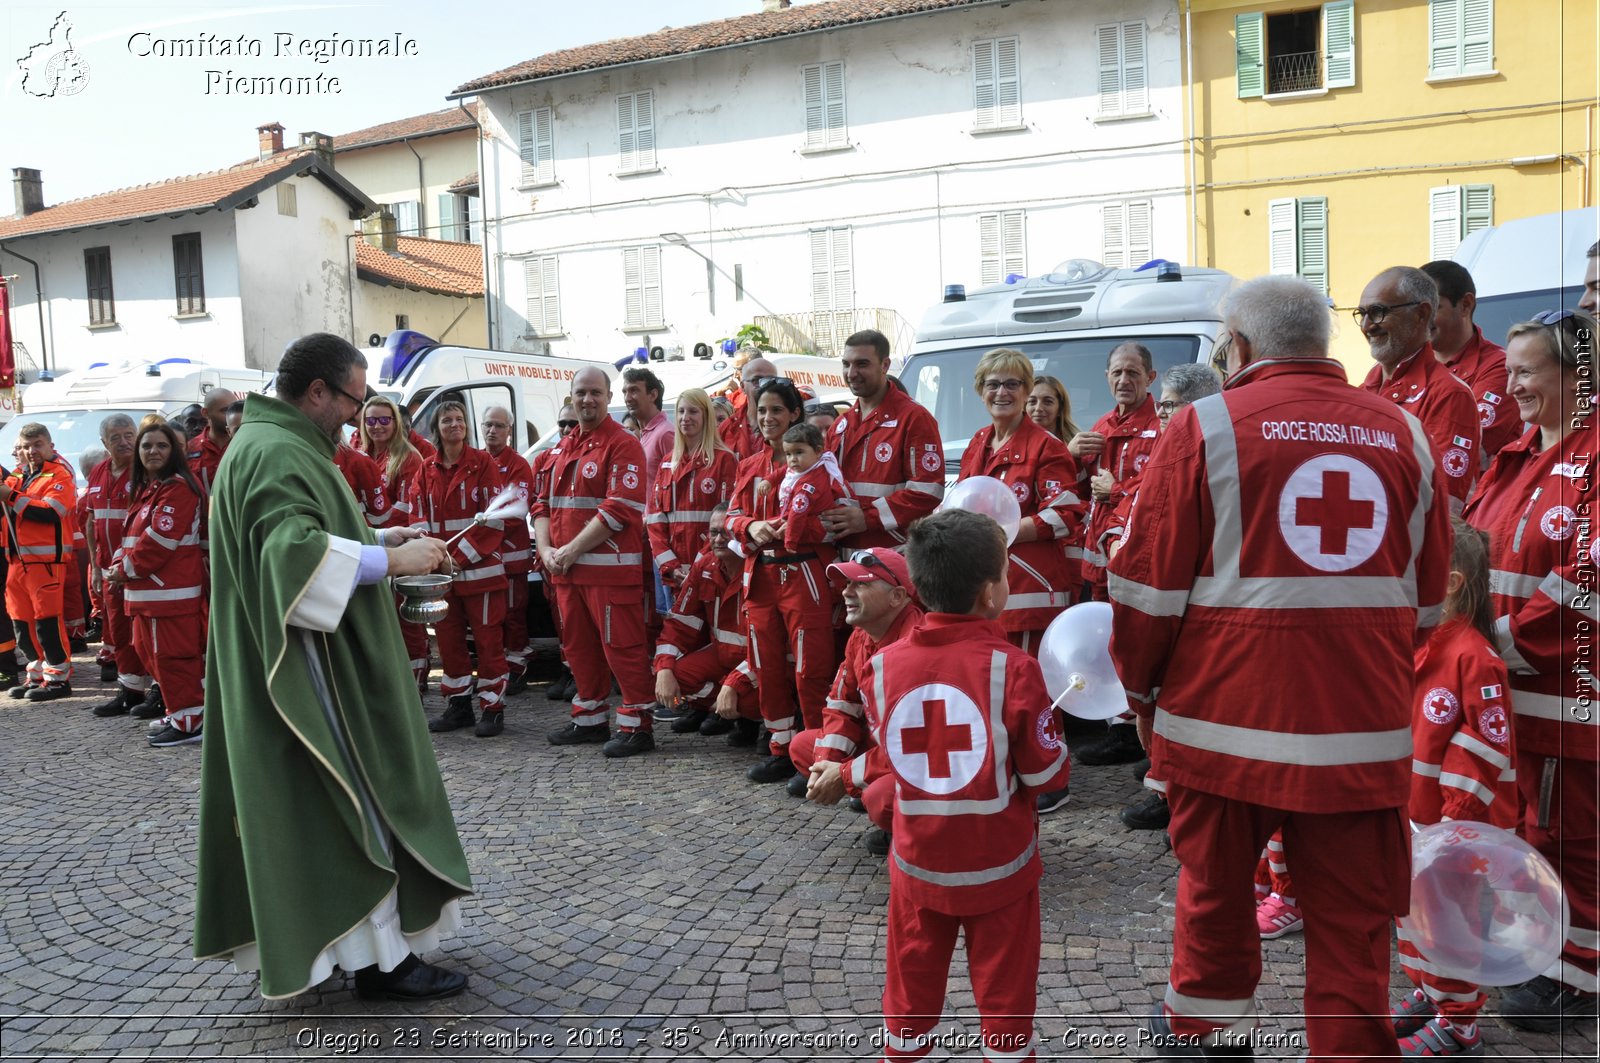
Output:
top-left (124, 585), bottom-right (203, 602)
top-left (1512, 688), bottom-right (1597, 725)
top-left (1155, 707), bottom-right (1410, 766)
top-left (892, 836), bottom-right (1036, 888)
top-left (576, 552), bottom-right (643, 566)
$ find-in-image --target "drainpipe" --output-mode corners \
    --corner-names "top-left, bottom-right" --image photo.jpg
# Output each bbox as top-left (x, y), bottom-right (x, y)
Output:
top-left (0, 242), bottom-right (50, 371)
top-left (1184, 0), bottom-right (1199, 265)
top-left (457, 98), bottom-right (495, 347)
top-left (404, 137), bottom-right (426, 235)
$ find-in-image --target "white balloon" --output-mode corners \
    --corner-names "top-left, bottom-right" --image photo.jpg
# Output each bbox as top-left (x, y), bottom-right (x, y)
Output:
top-left (1399, 821), bottom-right (1568, 986)
top-left (1038, 601), bottom-right (1127, 720)
top-left (942, 475), bottom-right (1022, 544)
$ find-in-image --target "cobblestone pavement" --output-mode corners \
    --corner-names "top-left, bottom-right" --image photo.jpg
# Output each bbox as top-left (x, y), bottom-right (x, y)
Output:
top-left (1, 655), bottom-right (1594, 1061)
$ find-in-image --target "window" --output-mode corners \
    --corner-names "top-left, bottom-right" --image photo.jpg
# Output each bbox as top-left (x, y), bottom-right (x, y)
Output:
top-left (1268, 196), bottom-right (1328, 294)
top-left (616, 91), bottom-right (656, 174)
top-left (276, 183), bottom-right (297, 217)
top-left (1429, 185), bottom-right (1493, 259)
top-left (172, 233), bottom-right (205, 316)
top-left (395, 314), bottom-right (410, 331)
top-left (802, 61), bottom-right (847, 150)
top-left (1236, 2), bottom-right (1354, 98)
top-left (809, 227), bottom-right (854, 354)
top-left (972, 37), bottom-right (1021, 130)
top-left (622, 244), bottom-right (663, 329)
top-left (1096, 21), bottom-right (1149, 119)
top-left (437, 194), bottom-right (480, 242)
top-left (517, 107), bottom-right (555, 185)
top-left (979, 210), bottom-right (1026, 285)
top-left (524, 256), bottom-right (561, 336)
top-left (389, 200), bottom-right (420, 237)
top-left (1102, 200), bottom-right (1152, 269)
top-left (84, 247), bottom-right (114, 326)
top-left (1428, 0), bottom-right (1493, 78)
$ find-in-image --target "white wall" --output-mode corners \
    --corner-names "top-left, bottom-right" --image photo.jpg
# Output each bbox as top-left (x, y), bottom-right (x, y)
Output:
top-left (336, 132), bottom-right (480, 240)
top-left (355, 281), bottom-right (487, 348)
top-left (472, 0), bottom-right (1186, 360)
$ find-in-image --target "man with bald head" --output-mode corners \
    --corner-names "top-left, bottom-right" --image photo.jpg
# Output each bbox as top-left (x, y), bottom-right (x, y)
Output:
top-left (480, 405), bottom-right (536, 696)
top-left (185, 387), bottom-right (236, 496)
top-left (717, 356), bottom-right (776, 461)
top-left (532, 367), bottom-right (657, 757)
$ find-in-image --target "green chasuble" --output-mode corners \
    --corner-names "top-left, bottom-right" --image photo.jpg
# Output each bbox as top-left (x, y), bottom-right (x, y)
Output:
top-left (193, 393), bottom-right (471, 999)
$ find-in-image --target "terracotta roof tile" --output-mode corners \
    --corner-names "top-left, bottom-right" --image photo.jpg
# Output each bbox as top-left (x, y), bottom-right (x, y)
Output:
top-left (0, 151), bottom-right (331, 241)
top-left (332, 106), bottom-right (477, 152)
top-left (454, 0), bottom-right (996, 94)
top-left (356, 235), bottom-right (484, 297)
top-left (449, 171), bottom-right (479, 193)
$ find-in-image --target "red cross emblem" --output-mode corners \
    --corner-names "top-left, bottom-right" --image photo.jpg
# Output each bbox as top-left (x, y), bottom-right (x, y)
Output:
top-left (1295, 470), bottom-right (1374, 554)
top-left (887, 684), bottom-right (989, 794)
top-left (1480, 705), bottom-right (1509, 746)
top-left (1279, 455), bottom-right (1388, 572)
top-left (900, 699), bottom-right (972, 779)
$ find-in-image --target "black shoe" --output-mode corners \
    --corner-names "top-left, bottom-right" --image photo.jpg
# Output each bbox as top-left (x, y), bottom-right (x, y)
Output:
top-left (1036, 787), bottom-right (1071, 815)
top-left (847, 796), bottom-right (866, 814)
top-left (130, 685), bottom-right (165, 720)
top-left (69, 636), bottom-right (89, 654)
top-left (353, 959), bottom-right (468, 1002)
top-left (148, 722), bottom-right (202, 747)
top-left (429, 694), bottom-right (476, 733)
top-left (473, 710), bottom-right (504, 738)
top-left (8, 681), bottom-right (38, 699)
top-left (0, 671), bottom-right (15, 689)
top-left (602, 730), bottom-right (656, 758)
top-left (725, 718), bottom-right (759, 747)
top-left (786, 772), bottom-right (809, 798)
top-left (543, 668), bottom-right (572, 699)
top-left (1133, 757), bottom-right (1151, 783)
top-left (864, 828), bottom-right (891, 857)
top-left (548, 721), bottom-right (610, 746)
top-left (1498, 975), bottom-right (1600, 1033)
top-left (25, 681), bottom-right (72, 702)
top-left (699, 713), bottom-right (734, 736)
top-left (84, 621), bottom-right (102, 643)
top-left (671, 708), bottom-right (709, 734)
top-left (1076, 723), bottom-right (1144, 766)
top-left (1145, 1006), bottom-right (1204, 1058)
top-left (1121, 791), bottom-right (1171, 831)
top-left (503, 669), bottom-right (529, 698)
top-left (651, 701), bottom-right (686, 724)
top-left (93, 685), bottom-right (143, 717)
top-left (98, 660), bottom-right (117, 684)
top-left (748, 754), bottom-right (796, 783)
top-left (555, 675), bottom-right (579, 702)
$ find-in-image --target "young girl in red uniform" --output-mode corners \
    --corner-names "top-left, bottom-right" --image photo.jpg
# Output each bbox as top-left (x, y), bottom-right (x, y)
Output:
top-left (1391, 516), bottom-right (1517, 1057)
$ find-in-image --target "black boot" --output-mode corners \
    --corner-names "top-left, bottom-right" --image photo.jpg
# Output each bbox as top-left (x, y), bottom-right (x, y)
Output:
top-left (504, 667), bottom-right (529, 697)
top-left (429, 694), bottom-right (476, 733)
top-left (130, 684), bottom-right (165, 720)
top-left (543, 667), bottom-right (573, 699)
top-left (93, 685), bottom-right (144, 717)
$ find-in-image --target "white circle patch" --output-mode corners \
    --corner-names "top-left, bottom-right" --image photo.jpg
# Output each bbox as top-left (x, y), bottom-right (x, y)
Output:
top-left (622, 471), bottom-right (638, 490)
top-left (581, 461), bottom-right (599, 480)
top-left (885, 683), bottom-right (989, 795)
top-left (1277, 454), bottom-right (1388, 572)
top-left (1134, 453), bottom-right (1150, 473)
top-left (701, 476), bottom-right (717, 496)
top-left (154, 513), bottom-right (175, 534)
top-left (1012, 481), bottom-right (1031, 505)
top-left (1480, 705), bottom-right (1510, 745)
top-left (874, 442), bottom-right (894, 464)
top-left (1477, 402), bottom-right (1495, 428)
top-left (921, 450), bottom-right (942, 473)
top-left (1541, 505), bottom-right (1575, 541)
top-left (1442, 448), bottom-right (1470, 479)
top-left (1422, 686), bottom-right (1460, 725)
top-left (1036, 705), bottom-right (1062, 752)
top-left (792, 494), bottom-right (809, 513)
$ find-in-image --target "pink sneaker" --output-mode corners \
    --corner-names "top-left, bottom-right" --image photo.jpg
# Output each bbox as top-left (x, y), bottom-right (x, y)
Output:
top-left (1399, 1017), bottom-right (1483, 1057)
top-left (1256, 893), bottom-right (1304, 939)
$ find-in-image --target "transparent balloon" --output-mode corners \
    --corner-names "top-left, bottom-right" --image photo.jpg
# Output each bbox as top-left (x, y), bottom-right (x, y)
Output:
top-left (942, 475), bottom-right (1022, 545)
top-left (1399, 821), bottom-right (1568, 986)
top-left (1038, 601), bottom-right (1127, 720)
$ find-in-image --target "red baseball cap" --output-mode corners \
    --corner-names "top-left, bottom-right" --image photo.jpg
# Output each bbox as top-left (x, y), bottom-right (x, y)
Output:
top-left (826, 547), bottom-right (910, 591)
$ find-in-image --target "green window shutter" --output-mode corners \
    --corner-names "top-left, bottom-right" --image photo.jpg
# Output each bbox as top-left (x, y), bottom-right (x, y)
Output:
top-left (1461, 0), bottom-right (1493, 72)
top-left (1323, 0), bottom-right (1355, 88)
top-left (1463, 184), bottom-right (1494, 238)
top-left (1297, 197), bottom-right (1328, 295)
top-left (1428, 0), bottom-right (1461, 76)
top-left (437, 194), bottom-right (457, 241)
top-left (1236, 12), bottom-right (1264, 98)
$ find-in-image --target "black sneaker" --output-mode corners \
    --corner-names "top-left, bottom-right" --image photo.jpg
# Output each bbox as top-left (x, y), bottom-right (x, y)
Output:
top-left (543, 669), bottom-right (572, 700)
top-left (548, 721), bottom-right (610, 746)
top-left (651, 701), bottom-right (686, 724)
top-left (1498, 975), bottom-right (1600, 1033)
top-left (1144, 1006), bottom-right (1204, 1058)
top-left (1133, 757), bottom-right (1151, 783)
top-left (1036, 788), bottom-right (1071, 815)
top-left (725, 718), bottom-right (759, 747)
top-left (473, 710), bottom-right (504, 738)
top-left (748, 754), bottom-right (796, 784)
top-left (353, 959), bottom-right (468, 1002)
top-left (1075, 723), bottom-right (1144, 766)
top-left (98, 660), bottom-right (117, 684)
top-left (602, 730), bottom-right (656, 758)
top-left (84, 621), bottom-right (102, 643)
top-left (1121, 792), bottom-right (1171, 831)
top-left (429, 695), bottom-right (476, 733)
top-left (503, 669), bottom-right (529, 697)
top-left (847, 796), bottom-right (867, 814)
top-left (8, 681), bottom-right (38, 699)
top-left (699, 713), bottom-right (734, 736)
top-left (130, 685), bottom-right (165, 720)
top-left (786, 772), bottom-right (809, 798)
top-left (864, 828), bottom-right (891, 857)
top-left (149, 722), bottom-right (202, 747)
top-left (670, 708), bottom-right (709, 734)
top-left (92, 686), bottom-right (143, 717)
top-left (69, 636), bottom-right (89, 654)
top-left (0, 670), bottom-right (16, 689)
top-left (25, 681), bottom-right (72, 702)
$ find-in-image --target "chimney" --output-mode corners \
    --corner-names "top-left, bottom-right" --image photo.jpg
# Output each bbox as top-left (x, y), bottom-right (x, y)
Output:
top-left (298, 131), bottom-right (334, 168)
top-left (256, 122), bottom-right (285, 160)
top-left (363, 208), bottom-right (398, 252)
top-left (762, 0), bottom-right (790, 10)
top-left (12, 168), bottom-right (43, 217)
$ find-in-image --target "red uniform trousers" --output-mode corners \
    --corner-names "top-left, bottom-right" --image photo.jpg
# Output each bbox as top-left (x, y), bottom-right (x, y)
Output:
top-left (1165, 783), bottom-right (1409, 1061)
top-left (1518, 753), bottom-right (1599, 995)
top-left (396, 596), bottom-right (431, 690)
top-left (1253, 832), bottom-right (1294, 901)
top-left (670, 644), bottom-right (758, 716)
top-left (745, 559), bottom-right (835, 756)
top-left (790, 727), bottom-right (892, 832)
top-left (130, 612), bottom-right (205, 733)
top-left (64, 549), bottom-right (86, 631)
top-left (8, 562), bottom-right (71, 684)
top-left (554, 581), bottom-right (655, 733)
top-left (103, 583), bottom-right (149, 690)
top-left (433, 588), bottom-right (508, 714)
top-left (503, 578), bottom-right (530, 677)
top-left (882, 875), bottom-right (1040, 1063)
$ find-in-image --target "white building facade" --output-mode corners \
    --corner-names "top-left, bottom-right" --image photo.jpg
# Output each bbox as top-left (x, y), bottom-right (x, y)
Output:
top-left (455, 0), bottom-right (1188, 363)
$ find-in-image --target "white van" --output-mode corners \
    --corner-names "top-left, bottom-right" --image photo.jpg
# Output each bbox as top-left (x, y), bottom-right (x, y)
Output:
top-left (901, 261), bottom-right (1235, 469)
top-left (1451, 207), bottom-right (1599, 346)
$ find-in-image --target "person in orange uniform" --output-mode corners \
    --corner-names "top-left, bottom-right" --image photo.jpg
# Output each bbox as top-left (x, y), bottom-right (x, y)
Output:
top-left (1, 423), bottom-right (79, 701)
top-left (359, 395), bottom-right (429, 691)
top-left (480, 405), bottom-right (536, 697)
top-left (110, 422), bottom-right (207, 747)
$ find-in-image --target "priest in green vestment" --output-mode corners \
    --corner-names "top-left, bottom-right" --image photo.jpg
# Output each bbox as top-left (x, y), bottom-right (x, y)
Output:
top-left (194, 332), bottom-right (473, 1001)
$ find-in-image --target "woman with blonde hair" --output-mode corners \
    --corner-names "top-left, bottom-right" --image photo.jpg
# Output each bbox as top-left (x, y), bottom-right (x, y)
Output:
top-left (647, 387), bottom-right (738, 588)
top-left (359, 394), bottom-right (432, 690)
top-left (1026, 374), bottom-right (1080, 442)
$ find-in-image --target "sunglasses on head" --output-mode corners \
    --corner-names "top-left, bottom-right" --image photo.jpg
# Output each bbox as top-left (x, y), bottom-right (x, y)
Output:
top-left (753, 375), bottom-right (793, 389)
top-left (1532, 309), bottom-right (1578, 326)
top-left (363, 415), bottom-right (393, 427)
top-left (848, 549), bottom-right (903, 588)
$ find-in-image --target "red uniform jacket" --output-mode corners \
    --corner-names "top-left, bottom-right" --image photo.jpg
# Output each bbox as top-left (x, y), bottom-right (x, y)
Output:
top-left (718, 408), bottom-right (762, 463)
top-left (863, 612), bottom-right (1070, 915)
top-left (86, 459), bottom-right (134, 566)
top-left (368, 450), bottom-right (423, 531)
top-left (528, 447), bottom-right (558, 576)
top-left (652, 549), bottom-right (753, 696)
top-left (1463, 417), bottom-right (1598, 761)
top-left (332, 444), bottom-right (391, 528)
top-left (724, 449), bottom-right (787, 591)
top-left (184, 425), bottom-right (227, 497)
top-left (818, 603), bottom-right (925, 772)
top-left (1410, 617), bottom-right (1518, 830)
top-left (412, 445), bottom-right (507, 596)
top-left (486, 445), bottom-right (534, 576)
top-left (1440, 326), bottom-right (1522, 463)
top-left (1361, 344), bottom-right (1481, 510)
top-left (1080, 394), bottom-right (1160, 590)
top-left (829, 386), bottom-right (944, 549)
top-left (529, 416), bottom-right (648, 587)
top-left (646, 448), bottom-right (738, 579)
top-left (778, 458), bottom-right (852, 555)
top-left (117, 477), bottom-right (204, 617)
top-left (959, 418), bottom-right (1085, 631)
top-left (1108, 358), bottom-right (1452, 813)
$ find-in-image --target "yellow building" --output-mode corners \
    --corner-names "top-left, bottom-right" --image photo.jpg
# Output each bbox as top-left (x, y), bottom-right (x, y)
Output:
top-left (1184, 0), bottom-right (1598, 376)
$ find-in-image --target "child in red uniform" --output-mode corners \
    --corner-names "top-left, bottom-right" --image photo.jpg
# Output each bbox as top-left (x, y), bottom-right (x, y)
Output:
top-left (763, 422), bottom-right (854, 554)
top-left (1392, 517), bottom-right (1516, 1058)
top-left (864, 508), bottom-right (1069, 1062)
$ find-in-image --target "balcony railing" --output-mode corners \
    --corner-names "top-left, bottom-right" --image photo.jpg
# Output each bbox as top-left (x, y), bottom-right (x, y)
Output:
top-left (753, 307), bottom-right (916, 359)
top-left (1268, 50), bottom-right (1321, 94)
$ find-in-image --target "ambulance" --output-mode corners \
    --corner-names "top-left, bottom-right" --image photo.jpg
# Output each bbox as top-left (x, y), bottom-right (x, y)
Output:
top-left (1451, 207), bottom-right (1598, 347)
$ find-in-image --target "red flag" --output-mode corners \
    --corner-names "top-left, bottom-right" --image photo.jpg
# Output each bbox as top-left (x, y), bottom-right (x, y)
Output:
top-left (0, 282), bottom-right (14, 390)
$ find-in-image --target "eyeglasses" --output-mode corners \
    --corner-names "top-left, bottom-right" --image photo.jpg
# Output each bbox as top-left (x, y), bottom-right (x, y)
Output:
top-left (1532, 309), bottom-right (1578, 326)
top-left (1156, 399), bottom-right (1183, 414)
top-left (981, 378), bottom-right (1027, 394)
top-left (363, 415), bottom-right (394, 427)
top-left (557, 420), bottom-right (578, 431)
top-left (804, 403), bottom-right (833, 417)
top-left (1351, 301), bottom-right (1422, 325)
top-left (327, 380), bottom-right (366, 409)
top-left (848, 549), bottom-right (904, 588)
